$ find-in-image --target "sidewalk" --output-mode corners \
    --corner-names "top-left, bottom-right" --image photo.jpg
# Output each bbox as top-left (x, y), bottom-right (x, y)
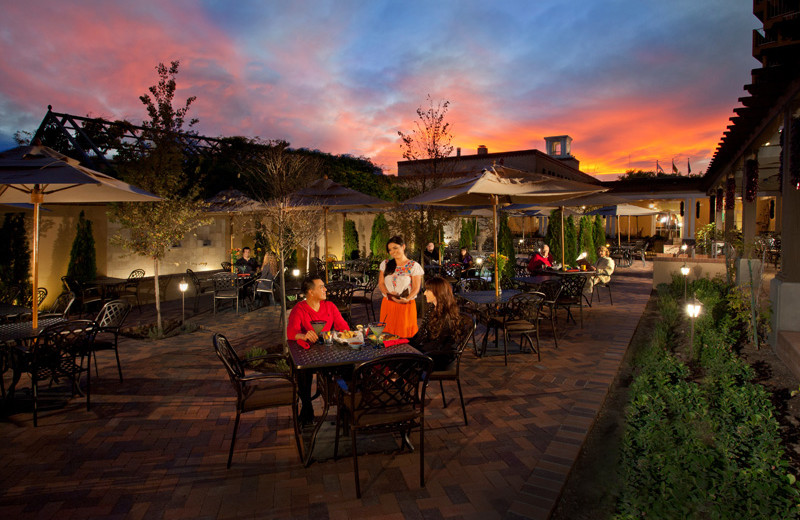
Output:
top-left (0, 264), bottom-right (654, 519)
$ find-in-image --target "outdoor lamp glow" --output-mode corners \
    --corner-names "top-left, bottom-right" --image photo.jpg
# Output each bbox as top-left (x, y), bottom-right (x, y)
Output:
top-left (686, 302), bottom-right (702, 318)
top-left (576, 252), bottom-right (587, 261)
top-left (681, 244), bottom-right (688, 252)
top-left (179, 278), bottom-right (189, 327)
top-left (519, 238), bottom-right (524, 244)
top-left (178, 279), bottom-right (189, 293)
top-left (475, 257), bottom-right (483, 265)
top-left (680, 265), bottom-right (690, 276)
top-left (292, 268), bottom-right (301, 277)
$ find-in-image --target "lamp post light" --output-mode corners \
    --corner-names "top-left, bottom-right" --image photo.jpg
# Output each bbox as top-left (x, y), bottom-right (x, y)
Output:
top-left (681, 243), bottom-right (688, 256)
top-left (178, 278), bottom-right (189, 328)
top-left (686, 299), bottom-right (702, 359)
top-left (292, 268), bottom-right (301, 278)
top-left (680, 264), bottom-right (690, 300)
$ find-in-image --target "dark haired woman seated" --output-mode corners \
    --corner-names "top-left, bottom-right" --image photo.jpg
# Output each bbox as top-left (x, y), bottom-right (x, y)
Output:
top-left (410, 276), bottom-right (462, 371)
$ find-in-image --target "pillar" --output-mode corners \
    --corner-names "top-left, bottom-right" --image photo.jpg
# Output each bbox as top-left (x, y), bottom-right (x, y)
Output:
top-left (681, 197), bottom-right (694, 240)
top-left (741, 176), bottom-right (758, 254)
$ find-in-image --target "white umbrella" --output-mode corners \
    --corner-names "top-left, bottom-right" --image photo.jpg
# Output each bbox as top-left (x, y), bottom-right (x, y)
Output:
top-left (404, 165), bottom-right (606, 296)
top-left (0, 145), bottom-right (160, 327)
top-left (587, 203), bottom-right (660, 246)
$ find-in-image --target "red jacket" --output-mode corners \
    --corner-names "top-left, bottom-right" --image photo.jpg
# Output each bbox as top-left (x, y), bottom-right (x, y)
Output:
top-left (286, 300), bottom-right (350, 340)
top-left (527, 253), bottom-right (554, 273)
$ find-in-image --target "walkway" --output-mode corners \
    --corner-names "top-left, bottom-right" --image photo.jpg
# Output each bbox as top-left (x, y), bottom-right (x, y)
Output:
top-left (0, 264), bottom-right (654, 519)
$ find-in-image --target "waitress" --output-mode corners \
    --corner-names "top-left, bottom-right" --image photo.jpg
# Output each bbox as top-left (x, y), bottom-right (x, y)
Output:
top-left (378, 235), bottom-right (424, 337)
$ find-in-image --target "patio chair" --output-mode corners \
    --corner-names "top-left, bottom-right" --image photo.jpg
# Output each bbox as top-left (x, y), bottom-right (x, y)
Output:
top-left (187, 269), bottom-right (214, 314)
top-left (590, 275), bottom-right (613, 306)
top-left (61, 276), bottom-right (103, 317)
top-left (252, 273), bottom-right (275, 307)
top-left (0, 285), bottom-right (20, 305)
top-left (555, 275), bottom-right (588, 328)
top-left (334, 353), bottom-right (433, 498)
top-left (27, 319), bottom-right (97, 425)
top-left (350, 270), bottom-right (379, 322)
top-left (22, 287), bottom-right (48, 308)
top-left (212, 333), bottom-right (301, 468)
top-left (221, 261), bottom-right (233, 272)
top-left (90, 300), bottom-right (132, 382)
top-left (537, 280), bottom-right (562, 350)
top-left (119, 269), bottom-right (145, 311)
top-left (325, 280), bottom-right (355, 326)
top-left (428, 312), bottom-right (475, 425)
top-left (212, 273), bottom-right (239, 315)
top-left (38, 291), bottom-right (77, 320)
top-left (497, 292), bottom-right (545, 365)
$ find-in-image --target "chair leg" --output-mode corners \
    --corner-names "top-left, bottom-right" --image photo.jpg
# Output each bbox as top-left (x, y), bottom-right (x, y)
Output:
top-left (32, 376), bottom-right (38, 427)
top-left (579, 304), bottom-right (583, 328)
top-left (114, 341), bottom-right (123, 383)
top-left (439, 380), bottom-right (446, 407)
top-left (227, 411), bottom-right (241, 469)
top-left (85, 355), bottom-right (91, 411)
top-left (608, 285), bottom-right (613, 305)
top-left (550, 310), bottom-right (559, 350)
top-left (420, 419), bottom-right (426, 488)
top-left (502, 330), bottom-right (508, 366)
top-left (456, 379), bottom-right (467, 426)
top-left (93, 351), bottom-right (100, 377)
top-left (352, 428), bottom-right (361, 498)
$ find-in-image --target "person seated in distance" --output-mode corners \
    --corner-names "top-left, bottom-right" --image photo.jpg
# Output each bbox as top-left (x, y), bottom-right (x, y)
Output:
top-left (527, 244), bottom-right (555, 273)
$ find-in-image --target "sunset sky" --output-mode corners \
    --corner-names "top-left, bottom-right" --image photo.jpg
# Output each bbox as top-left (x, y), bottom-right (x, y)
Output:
top-left (0, 0), bottom-right (757, 178)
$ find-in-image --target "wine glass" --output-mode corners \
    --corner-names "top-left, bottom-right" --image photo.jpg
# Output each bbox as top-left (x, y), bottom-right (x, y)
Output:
top-left (310, 320), bottom-right (326, 344)
top-left (369, 322), bottom-right (386, 345)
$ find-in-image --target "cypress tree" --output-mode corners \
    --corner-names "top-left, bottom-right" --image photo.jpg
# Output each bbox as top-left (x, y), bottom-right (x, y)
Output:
top-left (498, 212), bottom-right (516, 279)
top-left (369, 213), bottom-right (390, 259)
top-left (565, 215), bottom-right (578, 267)
top-left (546, 208), bottom-right (563, 265)
top-left (343, 219), bottom-right (359, 260)
top-left (67, 210), bottom-right (97, 283)
top-left (578, 215), bottom-right (596, 263)
top-left (0, 213), bottom-right (31, 299)
top-left (593, 216), bottom-right (606, 256)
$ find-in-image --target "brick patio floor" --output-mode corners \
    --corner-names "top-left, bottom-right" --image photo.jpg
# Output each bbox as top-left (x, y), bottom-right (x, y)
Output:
top-left (0, 264), bottom-right (653, 519)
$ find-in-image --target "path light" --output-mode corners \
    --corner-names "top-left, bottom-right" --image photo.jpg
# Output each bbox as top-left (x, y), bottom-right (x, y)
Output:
top-left (292, 268), bottom-right (301, 278)
top-left (475, 257), bottom-right (483, 265)
top-left (686, 298), bottom-right (702, 359)
top-left (179, 278), bottom-right (189, 327)
top-left (680, 264), bottom-right (690, 299)
top-left (681, 244), bottom-right (688, 255)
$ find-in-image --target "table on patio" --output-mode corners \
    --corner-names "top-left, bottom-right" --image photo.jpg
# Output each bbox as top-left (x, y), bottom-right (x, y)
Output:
top-left (288, 338), bottom-right (421, 466)
top-left (0, 304), bottom-right (32, 322)
top-left (90, 276), bottom-right (129, 302)
top-left (0, 317), bottom-right (66, 403)
top-left (514, 269), bottom-right (594, 288)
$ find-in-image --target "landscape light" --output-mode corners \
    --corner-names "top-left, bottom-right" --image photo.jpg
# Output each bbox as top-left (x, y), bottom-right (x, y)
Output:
top-left (680, 264), bottom-right (690, 299)
top-left (179, 278), bottom-right (189, 327)
top-left (687, 298), bottom-right (702, 359)
top-left (292, 268), bottom-right (301, 277)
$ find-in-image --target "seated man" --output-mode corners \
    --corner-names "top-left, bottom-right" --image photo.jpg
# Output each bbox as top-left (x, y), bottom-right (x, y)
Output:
top-left (527, 244), bottom-right (555, 273)
top-left (422, 242), bottom-right (440, 266)
top-left (235, 247), bottom-right (260, 274)
top-left (286, 277), bottom-right (350, 424)
top-left (584, 245), bottom-right (615, 298)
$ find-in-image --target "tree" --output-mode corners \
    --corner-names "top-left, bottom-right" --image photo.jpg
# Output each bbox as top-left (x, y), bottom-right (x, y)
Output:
top-left (370, 213), bottom-right (390, 259)
top-left (593, 216), bottom-right (607, 254)
top-left (578, 215), bottom-right (596, 264)
top-left (391, 96), bottom-right (456, 254)
top-left (565, 215), bottom-right (578, 267)
top-left (67, 211), bottom-right (97, 283)
top-left (498, 213), bottom-right (516, 279)
top-left (343, 219), bottom-right (359, 260)
top-left (546, 208), bottom-right (563, 265)
top-left (459, 218), bottom-right (475, 249)
top-left (239, 139), bottom-right (323, 338)
top-left (108, 61), bottom-right (209, 336)
top-left (0, 213), bottom-right (30, 301)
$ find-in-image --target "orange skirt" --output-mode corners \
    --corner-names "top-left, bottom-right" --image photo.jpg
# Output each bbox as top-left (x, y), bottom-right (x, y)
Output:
top-left (379, 297), bottom-right (418, 338)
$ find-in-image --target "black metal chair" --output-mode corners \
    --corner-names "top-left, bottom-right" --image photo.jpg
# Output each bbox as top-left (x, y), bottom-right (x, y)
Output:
top-left (23, 287), bottom-right (48, 308)
top-left (212, 333), bottom-right (301, 468)
top-left (537, 280), bottom-right (563, 350)
top-left (590, 276), bottom-right (613, 306)
top-left (252, 273), bottom-right (275, 307)
top-left (326, 280), bottom-right (355, 326)
top-left (428, 312), bottom-right (475, 425)
top-left (213, 273), bottom-right (239, 315)
top-left (350, 270), bottom-right (379, 322)
top-left (39, 291), bottom-right (76, 320)
top-left (221, 261), bottom-right (232, 272)
top-left (186, 269), bottom-right (214, 313)
top-left (334, 353), bottom-right (433, 498)
top-left (119, 269), bottom-right (145, 311)
top-left (26, 319), bottom-right (97, 425)
top-left (555, 275), bottom-right (588, 328)
top-left (497, 292), bottom-right (545, 365)
top-left (90, 300), bottom-right (132, 382)
top-left (61, 276), bottom-right (102, 317)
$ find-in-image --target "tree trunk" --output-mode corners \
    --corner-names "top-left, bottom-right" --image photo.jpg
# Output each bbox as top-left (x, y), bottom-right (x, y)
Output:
top-left (279, 248), bottom-right (288, 353)
top-left (153, 257), bottom-right (162, 336)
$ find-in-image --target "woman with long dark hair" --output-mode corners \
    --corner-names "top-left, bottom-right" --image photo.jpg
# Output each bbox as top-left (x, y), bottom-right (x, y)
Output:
top-left (378, 235), bottom-right (424, 337)
top-left (410, 276), bottom-right (461, 370)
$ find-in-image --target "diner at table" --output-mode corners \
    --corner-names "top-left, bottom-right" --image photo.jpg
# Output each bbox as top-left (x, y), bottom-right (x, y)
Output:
top-left (583, 245), bottom-right (615, 299)
top-left (422, 241), bottom-right (440, 266)
top-left (527, 243), bottom-right (558, 273)
top-left (234, 246), bottom-right (260, 274)
top-left (286, 276), bottom-right (350, 425)
top-left (410, 276), bottom-right (460, 370)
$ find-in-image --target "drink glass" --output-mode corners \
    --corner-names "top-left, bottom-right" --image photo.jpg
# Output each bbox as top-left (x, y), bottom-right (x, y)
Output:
top-left (310, 320), bottom-right (326, 344)
top-left (369, 322), bottom-right (386, 346)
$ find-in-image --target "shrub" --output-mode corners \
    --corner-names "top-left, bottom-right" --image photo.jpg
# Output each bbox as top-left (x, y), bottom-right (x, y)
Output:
top-left (343, 219), bottom-right (359, 260)
top-left (67, 210), bottom-right (97, 283)
top-left (369, 213), bottom-right (390, 259)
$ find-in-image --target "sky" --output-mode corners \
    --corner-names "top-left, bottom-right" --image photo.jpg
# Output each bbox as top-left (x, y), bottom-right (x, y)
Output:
top-left (0, 0), bottom-right (758, 178)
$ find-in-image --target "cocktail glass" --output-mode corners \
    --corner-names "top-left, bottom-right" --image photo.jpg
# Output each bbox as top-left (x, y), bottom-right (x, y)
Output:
top-left (310, 320), bottom-right (326, 344)
top-left (369, 322), bottom-right (386, 346)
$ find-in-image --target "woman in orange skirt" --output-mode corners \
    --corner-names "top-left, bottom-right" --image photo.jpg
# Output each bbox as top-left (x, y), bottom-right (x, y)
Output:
top-left (378, 235), bottom-right (424, 337)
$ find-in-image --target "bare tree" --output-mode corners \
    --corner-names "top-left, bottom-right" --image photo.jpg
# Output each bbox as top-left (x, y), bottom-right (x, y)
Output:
top-left (239, 140), bottom-right (323, 341)
top-left (394, 96), bottom-right (458, 255)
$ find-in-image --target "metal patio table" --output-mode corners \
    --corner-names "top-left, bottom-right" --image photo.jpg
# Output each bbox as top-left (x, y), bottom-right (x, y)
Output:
top-left (287, 339), bottom-right (422, 466)
top-left (0, 317), bottom-right (66, 403)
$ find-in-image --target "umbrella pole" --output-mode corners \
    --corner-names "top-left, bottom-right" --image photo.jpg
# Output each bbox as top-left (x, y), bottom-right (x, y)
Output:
top-left (31, 188), bottom-right (43, 329)
top-left (493, 196), bottom-right (499, 298)
top-left (324, 207), bottom-right (329, 283)
top-left (560, 206), bottom-right (565, 271)
top-left (628, 215), bottom-right (631, 243)
top-left (617, 216), bottom-right (621, 247)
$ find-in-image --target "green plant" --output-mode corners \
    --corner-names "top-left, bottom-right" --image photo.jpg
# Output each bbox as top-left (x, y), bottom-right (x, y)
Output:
top-left (343, 219), bottom-right (359, 260)
top-left (565, 215), bottom-right (577, 267)
top-left (578, 215), bottom-right (596, 264)
top-left (369, 213), bottom-right (390, 259)
top-left (0, 212), bottom-right (31, 301)
top-left (67, 210), bottom-right (97, 283)
top-left (498, 212), bottom-right (515, 279)
top-left (459, 218), bottom-right (475, 249)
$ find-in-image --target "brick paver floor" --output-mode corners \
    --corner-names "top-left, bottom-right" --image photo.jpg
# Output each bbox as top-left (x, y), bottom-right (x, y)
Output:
top-left (0, 265), bottom-right (653, 519)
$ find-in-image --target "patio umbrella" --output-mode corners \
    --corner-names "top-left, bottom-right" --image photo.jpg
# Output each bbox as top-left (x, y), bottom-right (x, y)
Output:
top-left (404, 165), bottom-right (606, 296)
top-left (293, 177), bottom-right (390, 282)
top-left (0, 145), bottom-right (160, 327)
top-left (587, 203), bottom-right (659, 246)
top-left (206, 188), bottom-right (267, 272)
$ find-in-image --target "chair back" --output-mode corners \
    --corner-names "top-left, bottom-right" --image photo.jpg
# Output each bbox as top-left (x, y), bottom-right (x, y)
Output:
top-left (326, 280), bottom-right (354, 306)
top-left (348, 353), bottom-right (433, 424)
top-left (255, 275), bottom-right (274, 294)
top-left (452, 312), bottom-right (476, 362)
top-left (213, 333), bottom-right (246, 384)
top-left (559, 275), bottom-right (587, 300)
top-left (221, 261), bottom-right (232, 271)
top-left (443, 263), bottom-right (462, 280)
top-left (505, 292), bottom-right (545, 322)
top-left (213, 272), bottom-right (238, 292)
top-left (95, 300), bottom-right (132, 330)
top-left (356, 270), bottom-right (379, 293)
top-left (43, 291), bottom-right (76, 318)
top-left (127, 269), bottom-right (145, 281)
top-left (457, 277), bottom-right (488, 293)
top-left (34, 319), bottom-right (98, 365)
top-left (538, 280), bottom-right (563, 304)
top-left (186, 268), bottom-right (201, 290)
top-left (24, 287), bottom-right (48, 307)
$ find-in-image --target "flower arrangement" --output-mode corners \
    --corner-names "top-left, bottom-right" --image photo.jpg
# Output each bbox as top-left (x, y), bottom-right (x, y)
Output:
top-left (229, 248), bottom-right (242, 263)
top-left (486, 253), bottom-right (509, 278)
